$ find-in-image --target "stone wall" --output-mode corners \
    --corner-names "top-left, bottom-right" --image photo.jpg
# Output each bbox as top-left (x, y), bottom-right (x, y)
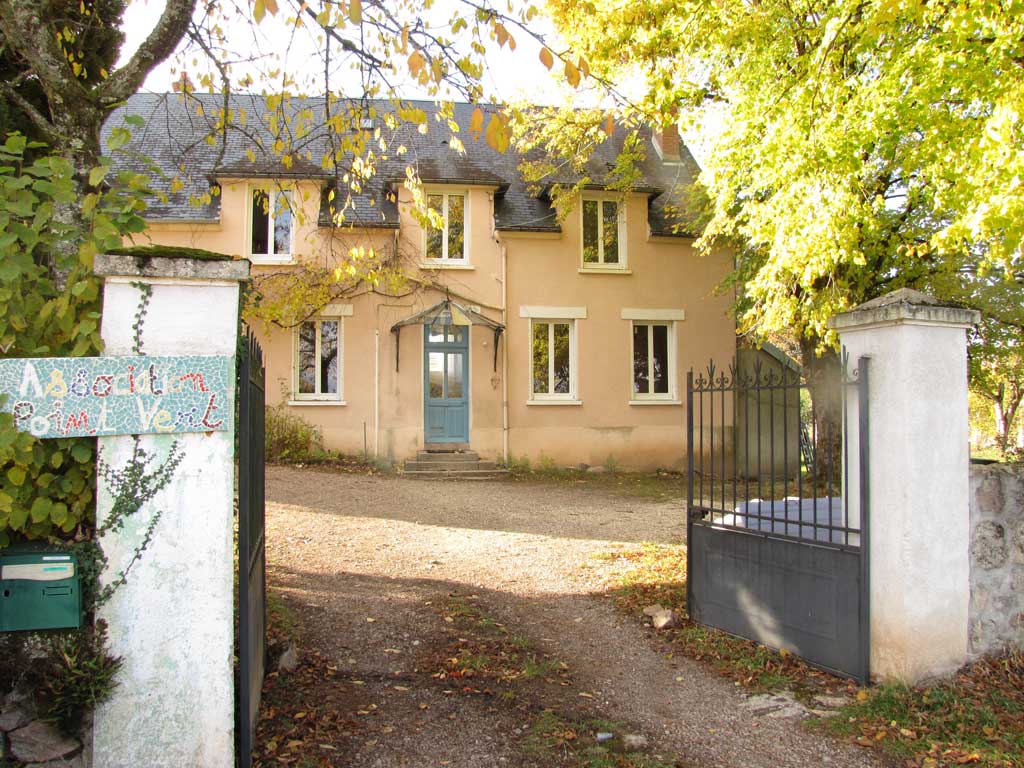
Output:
top-left (968, 463), bottom-right (1024, 656)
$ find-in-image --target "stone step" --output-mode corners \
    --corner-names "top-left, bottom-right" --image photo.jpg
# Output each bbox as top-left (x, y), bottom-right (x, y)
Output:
top-left (423, 443), bottom-right (471, 453)
top-left (404, 460), bottom-right (499, 472)
top-left (402, 468), bottom-right (509, 481)
top-left (415, 451), bottom-right (479, 462)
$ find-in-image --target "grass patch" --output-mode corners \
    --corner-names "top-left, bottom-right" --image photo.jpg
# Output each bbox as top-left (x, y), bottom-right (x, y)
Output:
top-left (821, 653), bottom-right (1024, 767)
top-left (506, 461), bottom-right (688, 502)
top-left (523, 711), bottom-right (675, 768)
top-left (602, 543), bottom-right (852, 700)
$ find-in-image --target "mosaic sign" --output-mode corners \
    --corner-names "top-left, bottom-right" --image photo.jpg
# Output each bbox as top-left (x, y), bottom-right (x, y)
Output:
top-left (0, 355), bottom-right (234, 439)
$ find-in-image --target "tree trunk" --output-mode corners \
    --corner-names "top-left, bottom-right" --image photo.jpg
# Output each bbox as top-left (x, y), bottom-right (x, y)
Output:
top-left (50, 107), bottom-right (103, 286)
top-left (800, 336), bottom-right (843, 487)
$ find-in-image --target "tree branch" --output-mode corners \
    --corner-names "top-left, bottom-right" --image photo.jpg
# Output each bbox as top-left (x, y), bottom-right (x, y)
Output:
top-left (97, 0), bottom-right (196, 105)
top-left (0, 81), bottom-right (59, 144)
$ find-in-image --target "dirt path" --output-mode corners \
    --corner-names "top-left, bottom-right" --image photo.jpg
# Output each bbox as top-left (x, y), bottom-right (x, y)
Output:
top-left (261, 466), bottom-right (889, 768)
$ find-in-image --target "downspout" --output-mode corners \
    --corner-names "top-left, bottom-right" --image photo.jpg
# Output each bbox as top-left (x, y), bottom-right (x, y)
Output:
top-left (501, 240), bottom-right (509, 464)
top-left (374, 329), bottom-right (380, 458)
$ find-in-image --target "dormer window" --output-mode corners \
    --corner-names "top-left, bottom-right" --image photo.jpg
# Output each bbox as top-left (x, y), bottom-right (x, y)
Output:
top-left (424, 192), bottom-right (466, 262)
top-left (250, 187), bottom-right (293, 263)
top-left (581, 195), bottom-right (626, 269)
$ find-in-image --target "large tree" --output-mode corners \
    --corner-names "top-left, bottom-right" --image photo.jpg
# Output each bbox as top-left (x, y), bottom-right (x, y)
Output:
top-left (540, 0), bottom-right (1024, 421)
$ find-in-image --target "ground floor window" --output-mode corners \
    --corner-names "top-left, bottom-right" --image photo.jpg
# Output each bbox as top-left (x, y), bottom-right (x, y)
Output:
top-left (632, 321), bottom-right (673, 399)
top-left (531, 320), bottom-right (575, 399)
top-left (295, 317), bottom-right (342, 400)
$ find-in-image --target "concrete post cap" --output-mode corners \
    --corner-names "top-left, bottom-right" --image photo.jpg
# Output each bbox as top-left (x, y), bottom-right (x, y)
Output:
top-left (94, 252), bottom-right (251, 282)
top-left (828, 288), bottom-right (981, 331)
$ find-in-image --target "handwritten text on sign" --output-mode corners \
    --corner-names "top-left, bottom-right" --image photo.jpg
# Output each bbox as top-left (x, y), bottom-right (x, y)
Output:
top-left (0, 356), bottom-right (234, 438)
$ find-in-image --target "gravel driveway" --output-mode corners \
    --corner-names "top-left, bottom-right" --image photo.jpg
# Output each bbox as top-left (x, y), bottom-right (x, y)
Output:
top-left (264, 465), bottom-right (888, 768)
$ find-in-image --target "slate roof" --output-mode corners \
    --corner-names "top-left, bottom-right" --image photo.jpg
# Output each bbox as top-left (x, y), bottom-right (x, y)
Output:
top-left (101, 92), bottom-right (701, 236)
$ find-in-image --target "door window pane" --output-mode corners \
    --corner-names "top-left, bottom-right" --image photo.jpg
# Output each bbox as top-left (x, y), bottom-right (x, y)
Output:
top-left (582, 200), bottom-right (599, 263)
top-left (602, 200), bottom-right (619, 263)
top-left (273, 191), bottom-right (292, 255)
top-left (447, 353), bottom-right (464, 398)
top-left (320, 320), bottom-right (338, 394)
top-left (532, 322), bottom-right (549, 394)
top-left (428, 352), bottom-right (444, 398)
top-left (632, 324), bottom-right (649, 394)
top-left (448, 195), bottom-right (464, 260)
top-left (449, 326), bottom-right (465, 343)
top-left (298, 321), bottom-right (316, 394)
top-left (428, 323), bottom-right (446, 343)
top-left (426, 194), bottom-right (444, 259)
top-left (251, 190), bottom-right (270, 255)
top-left (652, 324), bottom-right (668, 394)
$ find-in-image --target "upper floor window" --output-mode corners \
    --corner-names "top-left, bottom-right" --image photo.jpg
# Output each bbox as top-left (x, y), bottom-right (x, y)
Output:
top-left (251, 187), bottom-right (293, 263)
top-left (581, 196), bottom-right (625, 268)
top-left (295, 316), bottom-right (342, 401)
top-left (425, 192), bottom-right (466, 262)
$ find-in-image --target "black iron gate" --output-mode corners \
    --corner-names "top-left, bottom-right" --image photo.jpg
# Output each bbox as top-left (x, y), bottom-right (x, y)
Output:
top-left (237, 332), bottom-right (266, 768)
top-left (686, 352), bottom-right (870, 682)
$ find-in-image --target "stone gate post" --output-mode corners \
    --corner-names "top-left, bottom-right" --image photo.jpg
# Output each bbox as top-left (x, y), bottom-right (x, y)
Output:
top-left (90, 253), bottom-right (249, 768)
top-left (831, 289), bottom-right (980, 684)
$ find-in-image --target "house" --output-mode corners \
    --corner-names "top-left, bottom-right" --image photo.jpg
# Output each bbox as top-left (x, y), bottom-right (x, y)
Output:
top-left (104, 94), bottom-right (736, 470)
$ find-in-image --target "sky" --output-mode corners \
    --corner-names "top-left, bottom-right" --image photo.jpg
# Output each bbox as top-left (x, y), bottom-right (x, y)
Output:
top-left (119, 0), bottom-right (578, 104)
top-left (118, 0), bottom-right (715, 165)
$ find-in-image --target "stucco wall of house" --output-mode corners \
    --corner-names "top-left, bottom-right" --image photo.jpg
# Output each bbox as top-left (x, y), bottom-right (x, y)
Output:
top-left (503, 194), bottom-right (736, 470)
top-left (138, 184), bottom-right (735, 469)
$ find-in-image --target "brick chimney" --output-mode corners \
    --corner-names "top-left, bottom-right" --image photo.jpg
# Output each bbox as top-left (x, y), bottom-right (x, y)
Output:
top-left (653, 117), bottom-right (681, 161)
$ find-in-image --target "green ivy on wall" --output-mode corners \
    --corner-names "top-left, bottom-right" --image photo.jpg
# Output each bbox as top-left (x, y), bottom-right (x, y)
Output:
top-left (0, 134), bottom-right (151, 546)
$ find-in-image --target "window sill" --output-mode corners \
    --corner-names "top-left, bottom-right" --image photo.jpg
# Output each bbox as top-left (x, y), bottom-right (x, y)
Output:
top-left (251, 257), bottom-right (296, 266)
top-left (419, 261), bottom-right (475, 270)
top-left (578, 267), bottom-right (632, 275)
top-left (629, 399), bottom-right (682, 406)
top-left (287, 399), bottom-right (347, 407)
top-left (526, 399), bottom-right (582, 406)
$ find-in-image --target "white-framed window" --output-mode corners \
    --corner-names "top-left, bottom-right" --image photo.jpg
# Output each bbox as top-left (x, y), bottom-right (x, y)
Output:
top-left (631, 322), bottom-right (674, 400)
top-left (294, 316), bottom-right (342, 401)
top-left (250, 186), bottom-right (293, 263)
top-left (530, 319), bottom-right (576, 400)
top-left (622, 308), bottom-right (684, 402)
top-left (581, 195), bottom-right (626, 268)
top-left (424, 191), bottom-right (467, 262)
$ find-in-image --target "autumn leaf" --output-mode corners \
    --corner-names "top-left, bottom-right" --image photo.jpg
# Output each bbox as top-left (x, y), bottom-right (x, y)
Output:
top-left (349, 0), bottom-right (361, 23)
top-left (539, 47), bottom-right (554, 70)
top-left (469, 107), bottom-right (484, 139)
top-left (407, 50), bottom-right (425, 77)
top-left (564, 59), bottom-right (580, 88)
top-left (484, 114), bottom-right (510, 153)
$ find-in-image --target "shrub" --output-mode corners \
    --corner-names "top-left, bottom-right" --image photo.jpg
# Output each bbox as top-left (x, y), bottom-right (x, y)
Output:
top-left (265, 404), bottom-right (324, 462)
top-left (39, 622), bottom-right (123, 734)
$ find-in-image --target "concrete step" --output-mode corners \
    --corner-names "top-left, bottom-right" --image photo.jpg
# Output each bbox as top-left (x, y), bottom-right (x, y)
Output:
top-left (404, 460), bottom-right (498, 472)
top-left (423, 443), bottom-right (471, 453)
top-left (415, 451), bottom-right (479, 462)
top-left (402, 468), bottom-right (509, 481)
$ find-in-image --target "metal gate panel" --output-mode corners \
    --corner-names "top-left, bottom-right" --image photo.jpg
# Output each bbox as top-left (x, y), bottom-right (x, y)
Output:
top-left (689, 524), bottom-right (865, 679)
top-left (686, 352), bottom-right (870, 683)
top-left (237, 332), bottom-right (266, 768)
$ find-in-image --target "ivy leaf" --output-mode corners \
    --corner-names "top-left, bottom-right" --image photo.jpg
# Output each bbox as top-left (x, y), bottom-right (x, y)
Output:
top-left (71, 443), bottom-right (92, 463)
top-left (6, 466), bottom-right (26, 486)
top-left (29, 496), bottom-right (52, 523)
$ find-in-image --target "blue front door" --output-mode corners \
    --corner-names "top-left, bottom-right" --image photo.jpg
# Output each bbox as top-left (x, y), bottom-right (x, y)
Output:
top-left (424, 323), bottom-right (469, 443)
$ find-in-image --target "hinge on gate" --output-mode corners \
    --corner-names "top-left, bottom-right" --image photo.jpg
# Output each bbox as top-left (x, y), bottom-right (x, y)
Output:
top-left (688, 507), bottom-right (708, 523)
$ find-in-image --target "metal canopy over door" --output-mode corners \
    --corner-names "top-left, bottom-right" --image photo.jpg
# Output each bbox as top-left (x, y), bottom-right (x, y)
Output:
top-left (424, 323), bottom-right (470, 443)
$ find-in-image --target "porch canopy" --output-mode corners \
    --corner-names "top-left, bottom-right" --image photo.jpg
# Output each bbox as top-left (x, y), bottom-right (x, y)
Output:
top-left (389, 298), bottom-right (505, 371)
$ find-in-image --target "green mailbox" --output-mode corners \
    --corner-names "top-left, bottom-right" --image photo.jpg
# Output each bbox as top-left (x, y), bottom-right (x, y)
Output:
top-left (0, 548), bottom-right (82, 632)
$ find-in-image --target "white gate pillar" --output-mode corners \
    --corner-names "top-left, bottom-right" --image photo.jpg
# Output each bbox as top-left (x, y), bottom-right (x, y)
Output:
top-left (831, 289), bottom-right (979, 684)
top-left (91, 253), bottom-right (249, 768)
